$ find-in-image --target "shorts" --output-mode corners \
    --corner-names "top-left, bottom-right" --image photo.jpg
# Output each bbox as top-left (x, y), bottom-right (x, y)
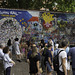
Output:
top-left (15, 50), bottom-right (21, 55)
top-left (67, 61), bottom-right (70, 70)
top-left (46, 61), bottom-right (53, 72)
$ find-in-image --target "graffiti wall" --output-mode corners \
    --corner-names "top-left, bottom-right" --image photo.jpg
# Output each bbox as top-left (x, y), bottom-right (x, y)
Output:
top-left (0, 8), bottom-right (75, 44)
top-left (40, 12), bottom-right (75, 44)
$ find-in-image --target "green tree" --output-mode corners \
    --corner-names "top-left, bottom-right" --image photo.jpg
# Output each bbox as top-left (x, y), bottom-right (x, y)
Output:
top-left (52, 0), bottom-right (75, 12)
top-left (7, 0), bottom-right (19, 8)
top-left (18, 0), bottom-right (32, 9)
top-left (5, 0), bottom-right (75, 13)
top-left (31, 0), bottom-right (43, 10)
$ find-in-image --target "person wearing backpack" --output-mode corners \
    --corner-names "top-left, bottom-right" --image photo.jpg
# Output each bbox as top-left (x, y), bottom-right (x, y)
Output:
top-left (57, 40), bottom-right (68, 75)
top-left (53, 42), bottom-right (59, 75)
top-left (41, 43), bottom-right (48, 73)
top-left (54, 41), bottom-right (59, 57)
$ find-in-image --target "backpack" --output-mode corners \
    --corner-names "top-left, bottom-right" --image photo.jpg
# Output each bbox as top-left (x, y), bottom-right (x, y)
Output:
top-left (42, 47), bottom-right (48, 56)
top-left (53, 50), bottom-right (64, 72)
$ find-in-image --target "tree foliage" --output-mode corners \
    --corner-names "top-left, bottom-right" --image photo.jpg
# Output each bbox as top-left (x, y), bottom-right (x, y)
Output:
top-left (2, 0), bottom-right (75, 13)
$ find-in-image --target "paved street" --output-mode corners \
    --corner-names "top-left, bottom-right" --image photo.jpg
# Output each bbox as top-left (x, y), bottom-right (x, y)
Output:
top-left (0, 55), bottom-right (73, 75)
top-left (11, 56), bottom-right (29, 75)
top-left (10, 55), bottom-right (73, 75)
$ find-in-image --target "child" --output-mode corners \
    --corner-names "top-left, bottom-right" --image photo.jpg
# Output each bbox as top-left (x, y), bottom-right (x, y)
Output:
top-left (3, 46), bottom-right (15, 75)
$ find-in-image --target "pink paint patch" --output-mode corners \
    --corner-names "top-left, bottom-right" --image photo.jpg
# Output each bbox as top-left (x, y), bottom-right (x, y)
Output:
top-left (43, 21), bottom-right (52, 29)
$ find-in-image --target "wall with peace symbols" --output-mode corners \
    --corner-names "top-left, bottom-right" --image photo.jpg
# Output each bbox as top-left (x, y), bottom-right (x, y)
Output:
top-left (0, 8), bottom-right (75, 44)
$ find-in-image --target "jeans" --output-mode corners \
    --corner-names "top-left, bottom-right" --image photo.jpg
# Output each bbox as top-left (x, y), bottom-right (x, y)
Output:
top-left (5, 67), bottom-right (11, 75)
top-left (46, 61), bottom-right (53, 72)
top-left (72, 68), bottom-right (75, 75)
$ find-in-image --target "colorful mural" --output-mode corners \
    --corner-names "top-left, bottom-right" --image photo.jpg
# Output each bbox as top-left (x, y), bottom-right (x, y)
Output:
top-left (0, 8), bottom-right (75, 44)
top-left (40, 12), bottom-right (75, 44)
top-left (0, 9), bottom-right (32, 44)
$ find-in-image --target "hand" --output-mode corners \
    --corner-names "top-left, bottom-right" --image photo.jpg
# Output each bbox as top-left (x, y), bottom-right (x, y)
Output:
top-left (42, 48), bottom-right (44, 50)
top-left (51, 65), bottom-right (54, 69)
top-left (37, 69), bottom-right (41, 75)
top-left (13, 61), bottom-right (15, 66)
top-left (8, 51), bottom-right (10, 54)
top-left (37, 71), bottom-right (40, 75)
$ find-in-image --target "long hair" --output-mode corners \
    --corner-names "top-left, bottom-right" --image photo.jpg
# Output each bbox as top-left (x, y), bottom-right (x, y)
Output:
top-left (31, 46), bottom-right (38, 58)
top-left (7, 39), bottom-right (11, 46)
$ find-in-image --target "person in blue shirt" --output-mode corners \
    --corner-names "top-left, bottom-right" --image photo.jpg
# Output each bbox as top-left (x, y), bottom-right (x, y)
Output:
top-left (44, 44), bottom-right (53, 75)
top-left (69, 45), bottom-right (75, 75)
top-left (65, 46), bottom-right (70, 75)
top-left (54, 43), bottom-right (59, 57)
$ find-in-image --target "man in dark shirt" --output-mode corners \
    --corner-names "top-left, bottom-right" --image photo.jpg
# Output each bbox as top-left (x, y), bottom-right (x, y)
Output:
top-left (44, 44), bottom-right (53, 75)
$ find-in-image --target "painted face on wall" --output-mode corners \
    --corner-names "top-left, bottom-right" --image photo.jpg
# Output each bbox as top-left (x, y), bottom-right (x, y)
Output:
top-left (32, 21), bottom-right (42, 32)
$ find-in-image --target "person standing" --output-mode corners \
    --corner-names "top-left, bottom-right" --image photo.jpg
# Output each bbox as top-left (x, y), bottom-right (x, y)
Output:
top-left (44, 44), bottom-right (53, 75)
top-left (65, 46), bottom-right (70, 75)
top-left (7, 39), bottom-right (12, 58)
top-left (0, 44), bottom-right (4, 59)
top-left (3, 46), bottom-right (15, 75)
top-left (14, 38), bottom-right (22, 62)
top-left (69, 45), bottom-right (75, 75)
top-left (54, 41), bottom-right (59, 57)
top-left (28, 46), bottom-right (40, 75)
top-left (58, 40), bottom-right (68, 75)
top-left (0, 43), bottom-right (5, 75)
top-left (48, 37), bottom-right (54, 57)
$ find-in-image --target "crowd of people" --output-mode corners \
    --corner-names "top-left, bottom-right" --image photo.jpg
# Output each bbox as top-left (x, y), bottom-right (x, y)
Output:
top-left (0, 37), bottom-right (75, 75)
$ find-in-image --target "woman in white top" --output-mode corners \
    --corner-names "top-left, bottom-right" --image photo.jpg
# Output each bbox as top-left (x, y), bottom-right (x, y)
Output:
top-left (14, 38), bottom-right (22, 62)
top-left (3, 46), bottom-right (15, 75)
